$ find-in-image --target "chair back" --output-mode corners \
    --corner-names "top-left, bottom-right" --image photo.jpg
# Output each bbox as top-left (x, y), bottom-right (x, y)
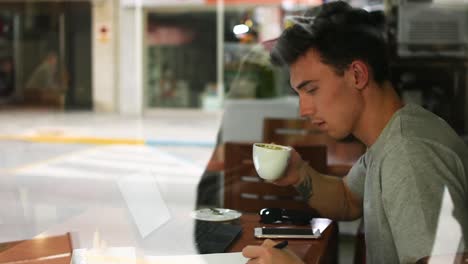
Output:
top-left (0, 233), bottom-right (72, 264)
top-left (263, 118), bottom-right (329, 146)
top-left (223, 142), bottom-right (327, 213)
top-left (263, 118), bottom-right (366, 176)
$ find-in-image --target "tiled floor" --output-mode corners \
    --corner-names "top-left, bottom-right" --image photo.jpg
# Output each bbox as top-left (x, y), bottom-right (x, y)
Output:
top-left (0, 109), bottom-right (221, 253)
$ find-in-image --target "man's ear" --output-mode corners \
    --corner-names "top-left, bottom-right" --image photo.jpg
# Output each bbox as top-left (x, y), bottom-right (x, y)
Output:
top-left (348, 60), bottom-right (369, 90)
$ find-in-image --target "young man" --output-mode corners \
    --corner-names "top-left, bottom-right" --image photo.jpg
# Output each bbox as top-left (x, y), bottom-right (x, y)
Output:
top-left (242, 1), bottom-right (468, 263)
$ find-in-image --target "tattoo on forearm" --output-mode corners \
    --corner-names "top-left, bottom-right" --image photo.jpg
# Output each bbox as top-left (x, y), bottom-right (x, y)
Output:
top-left (295, 170), bottom-right (313, 202)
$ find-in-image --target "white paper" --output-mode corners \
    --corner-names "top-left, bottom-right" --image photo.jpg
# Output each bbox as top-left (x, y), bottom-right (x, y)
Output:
top-left (73, 249), bottom-right (247, 264)
top-left (118, 173), bottom-right (170, 238)
top-left (72, 248), bottom-right (137, 264)
top-left (146, 252), bottom-right (248, 264)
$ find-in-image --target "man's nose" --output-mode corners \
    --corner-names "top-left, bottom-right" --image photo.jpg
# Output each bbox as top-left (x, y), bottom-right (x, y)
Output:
top-left (299, 96), bottom-right (315, 118)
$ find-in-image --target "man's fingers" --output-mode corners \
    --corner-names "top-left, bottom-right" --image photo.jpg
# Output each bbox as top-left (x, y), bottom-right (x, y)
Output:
top-left (242, 245), bottom-right (264, 259)
top-left (261, 239), bottom-right (277, 247)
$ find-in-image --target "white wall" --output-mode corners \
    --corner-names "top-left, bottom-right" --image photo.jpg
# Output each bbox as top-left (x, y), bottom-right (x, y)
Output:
top-left (92, 0), bottom-right (118, 112)
top-left (118, 4), bottom-right (144, 115)
top-left (222, 97), bottom-right (300, 142)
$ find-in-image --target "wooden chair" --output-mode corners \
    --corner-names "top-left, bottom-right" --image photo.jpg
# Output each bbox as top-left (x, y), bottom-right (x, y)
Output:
top-left (23, 89), bottom-right (65, 109)
top-left (223, 142), bottom-right (327, 214)
top-left (0, 233), bottom-right (73, 264)
top-left (263, 118), bottom-right (367, 263)
top-left (353, 221), bottom-right (366, 264)
top-left (263, 118), bottom-right (366, 176)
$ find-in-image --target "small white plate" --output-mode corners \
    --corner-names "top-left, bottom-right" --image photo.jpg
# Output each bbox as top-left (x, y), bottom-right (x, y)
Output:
top-left (191, 208), bottom-right (242, 222)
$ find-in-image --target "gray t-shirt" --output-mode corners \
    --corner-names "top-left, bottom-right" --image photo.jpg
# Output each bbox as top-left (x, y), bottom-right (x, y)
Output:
top-left (345, 104), bottom-right (468, 264)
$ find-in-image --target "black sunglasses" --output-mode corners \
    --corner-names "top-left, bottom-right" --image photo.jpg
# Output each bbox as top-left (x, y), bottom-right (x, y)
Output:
top-left (259, 208), bottom-right (319, 226)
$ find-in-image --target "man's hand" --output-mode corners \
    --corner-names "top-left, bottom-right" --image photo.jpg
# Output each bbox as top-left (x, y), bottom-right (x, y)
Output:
top-left (271, 149), bottom-right (305, 186)
top-left (242, 239), bottom-right (305, 264)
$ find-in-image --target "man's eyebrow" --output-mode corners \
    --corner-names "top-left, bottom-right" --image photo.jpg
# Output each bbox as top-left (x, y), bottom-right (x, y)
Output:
top-left (295, 80), bottom-right (317, 90)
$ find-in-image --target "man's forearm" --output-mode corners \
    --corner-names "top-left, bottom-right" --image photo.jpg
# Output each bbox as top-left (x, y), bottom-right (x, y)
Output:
top-left (294, 160), bottom-right (362, 221)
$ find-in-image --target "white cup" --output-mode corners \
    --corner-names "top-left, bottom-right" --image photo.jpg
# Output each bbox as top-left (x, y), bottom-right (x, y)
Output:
top-left (252, 143), bottom-right (292, 181)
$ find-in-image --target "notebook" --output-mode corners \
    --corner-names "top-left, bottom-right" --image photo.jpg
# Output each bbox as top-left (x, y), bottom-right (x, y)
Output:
top-left (194, 220), bottom-right (242, 254)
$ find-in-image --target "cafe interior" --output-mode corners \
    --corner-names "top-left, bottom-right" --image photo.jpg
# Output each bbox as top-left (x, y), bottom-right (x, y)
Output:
top-left (0, 0), bottom-right (467, 263)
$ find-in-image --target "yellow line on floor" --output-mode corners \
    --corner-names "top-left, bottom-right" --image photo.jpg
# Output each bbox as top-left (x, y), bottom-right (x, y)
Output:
top-left (0, 135), bottom-right (145, 145)
top-left (3, 146), bottom-right (102, 174)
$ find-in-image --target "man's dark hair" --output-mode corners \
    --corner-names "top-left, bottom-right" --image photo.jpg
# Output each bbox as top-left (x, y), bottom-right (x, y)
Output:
top-left (271, 1), bottom-right (390, 84)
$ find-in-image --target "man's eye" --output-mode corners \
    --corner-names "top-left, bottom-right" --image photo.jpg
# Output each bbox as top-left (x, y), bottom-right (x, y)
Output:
top-left (305, 87), bottom-right (318, 94)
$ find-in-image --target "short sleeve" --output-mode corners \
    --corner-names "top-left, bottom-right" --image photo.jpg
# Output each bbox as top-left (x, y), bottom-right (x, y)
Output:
top-left (344, 154), bottom-right (368, 199)
top-left (381, 139), bottom-right (464, 263)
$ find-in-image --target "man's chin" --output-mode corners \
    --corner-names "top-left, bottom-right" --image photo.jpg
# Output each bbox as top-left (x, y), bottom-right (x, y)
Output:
top-left (337, 134), bottom-right (358, 142)
top-left (327, 133), bottom-right (357, 142)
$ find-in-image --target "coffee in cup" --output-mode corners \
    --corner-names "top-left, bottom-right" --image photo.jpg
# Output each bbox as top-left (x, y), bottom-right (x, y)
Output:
top-left (252, 143), bottom-right (292, 181)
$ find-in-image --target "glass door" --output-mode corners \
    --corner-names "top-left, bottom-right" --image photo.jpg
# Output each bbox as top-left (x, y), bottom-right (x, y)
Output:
top-left (0, 1), bottom-right (92, 110)
top-left (18, 2), bottom-right (66, 108)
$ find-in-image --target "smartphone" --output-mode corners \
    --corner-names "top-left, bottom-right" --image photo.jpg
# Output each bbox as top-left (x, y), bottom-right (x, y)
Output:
top-left (254, 227), bottom-right (321, 239)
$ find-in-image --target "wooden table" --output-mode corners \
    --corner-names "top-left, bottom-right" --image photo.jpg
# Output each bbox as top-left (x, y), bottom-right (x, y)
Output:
top-left (228, 214), bottom-right (338, 264)
top-left (0, 233), bottom-right (72, 264)
top-left (0, 215), bottom-right (337, 264)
